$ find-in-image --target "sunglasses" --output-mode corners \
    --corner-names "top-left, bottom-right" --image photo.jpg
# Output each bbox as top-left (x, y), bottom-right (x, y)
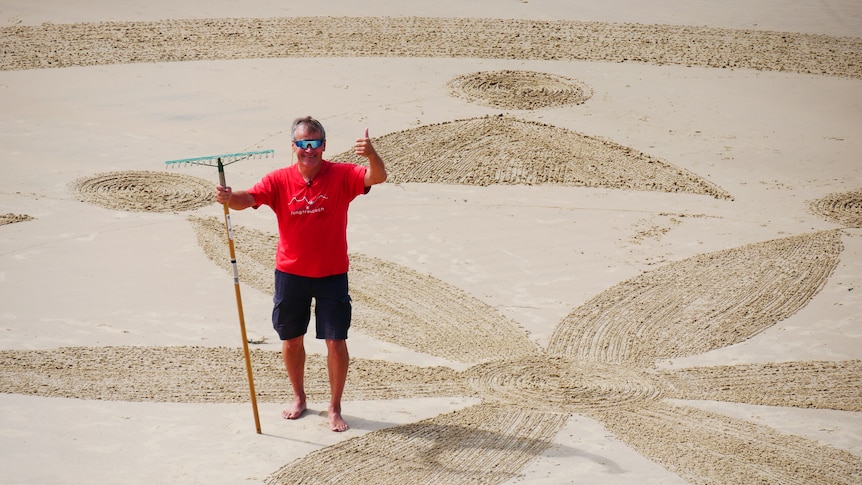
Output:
top-left (294, 139), bottom-right (324, 150)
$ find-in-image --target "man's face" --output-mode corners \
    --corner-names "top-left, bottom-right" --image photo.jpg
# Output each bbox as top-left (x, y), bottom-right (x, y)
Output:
top-left (292, 125), bottom-right (326, 166)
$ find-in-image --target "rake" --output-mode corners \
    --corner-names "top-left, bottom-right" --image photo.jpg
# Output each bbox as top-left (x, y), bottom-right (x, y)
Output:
top-left (166, 149), bottom-right (274, 434)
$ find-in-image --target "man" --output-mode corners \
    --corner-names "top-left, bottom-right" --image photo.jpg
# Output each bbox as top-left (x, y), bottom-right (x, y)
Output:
top-left (215, 116), bottom-right (387, 431)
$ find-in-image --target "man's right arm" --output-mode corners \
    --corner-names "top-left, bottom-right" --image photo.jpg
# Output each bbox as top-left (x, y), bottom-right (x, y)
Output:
top-left (215, 185), bottom-right (256, 210)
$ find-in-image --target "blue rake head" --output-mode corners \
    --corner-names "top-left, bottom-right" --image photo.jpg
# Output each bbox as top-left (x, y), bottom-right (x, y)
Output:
top-left (164, 149), bottom-right (274, 168)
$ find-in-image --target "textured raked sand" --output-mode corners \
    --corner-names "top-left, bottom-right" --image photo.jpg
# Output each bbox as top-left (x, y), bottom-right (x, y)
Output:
top-left (2, 12), bottom-right (862, 485)
top-left (3, 207), bottom-right (860, 483)
top-left (2, 17), bottom-right (861, 78)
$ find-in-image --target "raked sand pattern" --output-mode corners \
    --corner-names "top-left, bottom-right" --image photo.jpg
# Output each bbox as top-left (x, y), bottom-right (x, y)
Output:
top-left (188, 216), bottom-right (538, 364)
top-left (547, 230), bottom-right (845, 364)
top-left (446, 70), bottom-right (593, 110)
top-left (2, 17), bottom-right (861, 78)
top-left (331, 115), bottom-right (733, 198)
top-left (66, 117), bottom-right (732, 202)
top-left (0, 213), bottom-right (34, 226)
top-left (71, 170), bottom-right (215, 213)
top-left (809, 189), bottom-right (862, 229)
top-left (2, 14), bottom-right (861, 485)
top-left (2, 225), bottom-right (860, 484)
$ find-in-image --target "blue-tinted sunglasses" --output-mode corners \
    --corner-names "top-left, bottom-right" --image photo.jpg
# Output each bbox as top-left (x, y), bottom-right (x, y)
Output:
top-left (294, 139), bottom-right (324, 150)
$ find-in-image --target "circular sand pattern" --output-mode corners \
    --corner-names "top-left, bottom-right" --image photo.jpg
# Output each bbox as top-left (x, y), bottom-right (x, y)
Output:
top-left (465, 356), bottom-right (661, 412)
top-left (2, 18), bottom-right (861, 79)
top-left (548, 230), bottom-right (844, 365)
top-left (0, 213), bottom-right (33, 226)
top-left (446, 70), bottom-right (592, 110)
top-left (809, 188), bottom-right (862, 228)
top-left (71, 170), bottom-right (215, 212)
top-left (332, 115), bottom-right (732, 198)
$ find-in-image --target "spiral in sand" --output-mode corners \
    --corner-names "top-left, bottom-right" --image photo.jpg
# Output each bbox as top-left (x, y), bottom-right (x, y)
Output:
top-left (465, 356), bottom-right (662, 412)
top-left (446, 70), bottom-right (593, 110)
top-left (71, 170), bottom-right (215, 213)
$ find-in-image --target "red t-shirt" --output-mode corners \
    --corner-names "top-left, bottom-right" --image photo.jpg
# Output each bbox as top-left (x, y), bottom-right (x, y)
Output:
top-left (248, 161), bottom-right (368, 277)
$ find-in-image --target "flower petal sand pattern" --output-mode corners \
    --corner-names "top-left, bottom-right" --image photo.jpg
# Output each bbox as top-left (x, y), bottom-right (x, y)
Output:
top-left (547, 230), bottom-right (844, 365)
top-left (3, 12), bottom-right (861, 485)
top-left (0, 346), bottom-right (467, 403)
top-left (592, 401), bottom-right (862, 485)
top-left (331, 116), bottom-right (733, 198)
top-left (265, 404), bottom-right (570, 485)
top-left (659, 360), bottom-right (862, 411)
top-left (189, 215), bottom-right (538, 364)
top-left (2, 226), bottom-right (858, 484)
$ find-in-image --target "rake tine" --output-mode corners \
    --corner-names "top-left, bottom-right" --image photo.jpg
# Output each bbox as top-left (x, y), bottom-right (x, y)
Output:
top-left (165, 149), bottom-right (274, 168)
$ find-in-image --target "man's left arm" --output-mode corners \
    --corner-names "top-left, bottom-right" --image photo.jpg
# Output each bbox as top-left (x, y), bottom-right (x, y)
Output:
top-left (355, 128), bottom-right (388, 187)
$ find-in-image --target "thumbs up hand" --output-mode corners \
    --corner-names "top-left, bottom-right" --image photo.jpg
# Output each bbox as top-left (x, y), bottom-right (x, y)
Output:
top-left (356, 126), bottom-right (388, 186)
top-left (354, 127), bottom-right (377, 160)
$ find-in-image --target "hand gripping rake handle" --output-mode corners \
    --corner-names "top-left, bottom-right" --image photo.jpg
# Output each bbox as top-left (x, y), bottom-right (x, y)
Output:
top-left (218, 159), bottom-right (262, 434)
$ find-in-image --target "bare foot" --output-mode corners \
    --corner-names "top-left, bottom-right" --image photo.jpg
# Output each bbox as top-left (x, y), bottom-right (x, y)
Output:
top-left (281, 400), bottom-right (307, 420)
top-left (329, 409), bottom-right (349, 432)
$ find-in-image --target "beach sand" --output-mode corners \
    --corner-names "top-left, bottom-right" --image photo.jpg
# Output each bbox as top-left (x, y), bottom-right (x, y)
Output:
top-left (1, 1), bottom-right (861, 483)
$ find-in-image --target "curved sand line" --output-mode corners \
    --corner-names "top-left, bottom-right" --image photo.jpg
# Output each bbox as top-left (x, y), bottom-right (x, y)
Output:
top-left (189, 216), bottom-right (539, 364)
top-left (3, 14), bottom-right (861, 484)
top-left (809, 188), bottom-right (862, 228)
top-left (547, 230), bottom-right (844, 365)
top-left (592, 401), bottom-right (862, 485)
top-left (332, 115), bottom-right (732, 198)
top-left (446, 70), bottom-right (593, 110)
top-left (71, 170), bottom-right (215, 213)
top-left (2, 224), bottom-right (857, 483)
top-left (266, 404), bottom-right (570, 485)
top-left (2, 17), bottom-right (861, 79)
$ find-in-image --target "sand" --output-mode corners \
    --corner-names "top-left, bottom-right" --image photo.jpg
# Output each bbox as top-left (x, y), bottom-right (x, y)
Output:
top-left (1, 1), bottom-right (861, 484)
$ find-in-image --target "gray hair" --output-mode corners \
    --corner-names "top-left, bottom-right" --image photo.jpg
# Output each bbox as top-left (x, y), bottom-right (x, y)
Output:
top-left (291, 116), bottom-right (326, 141)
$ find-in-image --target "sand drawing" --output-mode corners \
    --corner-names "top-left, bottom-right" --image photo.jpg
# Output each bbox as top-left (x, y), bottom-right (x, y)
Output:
top-left (2, 221), bottom-right (860, 483)
top-left (446, 70), bottom-right (593, 110)
top-left (1, 13), bottom-right (861, 485)
top-left (331, 116), bottom-right (733, 198)
top-left (2, 17), bottom-right (861, 78)
top-left (0, 213), bottom-right (34, 226)
top-left (71, 170), bottom-right (214, 213)
top-left (809, 189), bottom-right (862, 229)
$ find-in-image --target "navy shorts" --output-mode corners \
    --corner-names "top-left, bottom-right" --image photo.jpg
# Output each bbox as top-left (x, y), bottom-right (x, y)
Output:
top-left (272, 270), bottom-right (352, 341)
